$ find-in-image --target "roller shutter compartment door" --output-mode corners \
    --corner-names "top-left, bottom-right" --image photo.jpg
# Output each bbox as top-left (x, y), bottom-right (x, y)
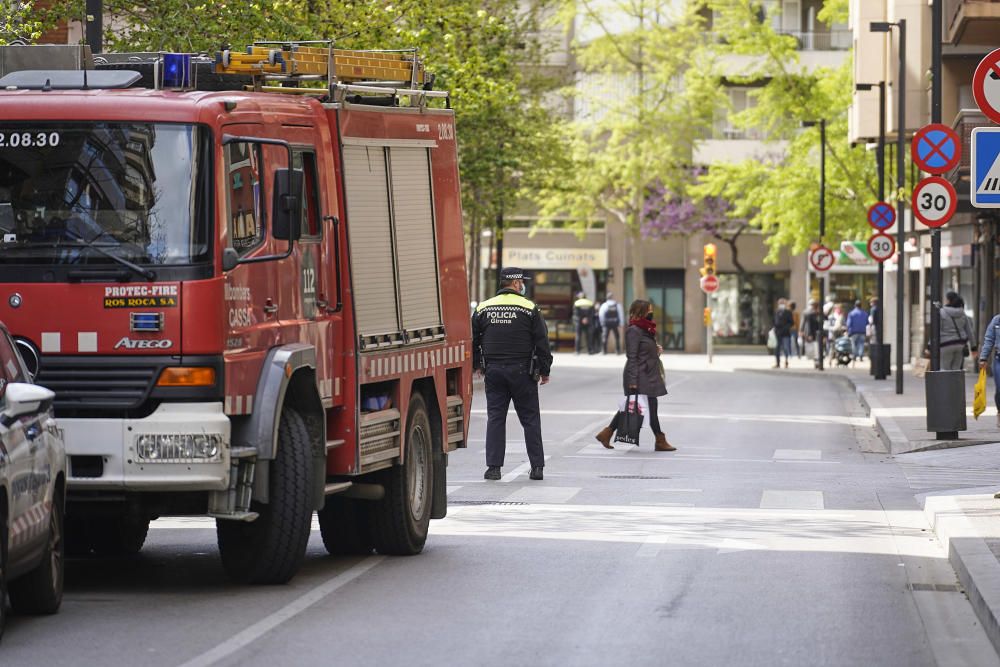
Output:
top-left (389, 147), bottom-right (443, 334)
top-left (343, 145), bottom-right (401, 340)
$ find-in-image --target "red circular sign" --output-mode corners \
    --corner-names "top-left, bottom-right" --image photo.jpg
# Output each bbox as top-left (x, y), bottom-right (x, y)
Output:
top-left (911, 124), bottom-right (962, 174)
top-left (912, 176), bottom-right (957, 228)
top-left (809, 245), bottom-right (835, 272)
top-left (700, 275), bottom-right (719, 293)
top-left (867, 201), bottom-right (896, 231)
top-left (866, 233), bottom-right (896, 263)
top-left (973, 48), bottom-right (1000, 125)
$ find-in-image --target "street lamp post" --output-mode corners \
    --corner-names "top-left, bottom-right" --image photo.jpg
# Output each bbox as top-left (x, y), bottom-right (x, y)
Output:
top-left (856, 80), bottom-right (887, 380)
top-left (803, 119), bottom-right (827, 371)
top-left (871, 19), bottom-right (906, 395)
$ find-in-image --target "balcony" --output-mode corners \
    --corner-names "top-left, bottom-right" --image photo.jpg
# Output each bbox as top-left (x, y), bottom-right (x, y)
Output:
top-left (775, 30), bottom-right (851, 52)
top-left (945, 0), bottom-right (1000, 45)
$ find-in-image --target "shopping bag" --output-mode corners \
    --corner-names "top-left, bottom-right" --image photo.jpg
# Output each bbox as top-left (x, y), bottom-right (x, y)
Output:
top-left (766, 328), bottom-right (777, 352)
top-left (614, 394), bottom-right (646, 446)
top-left (912, 357), bottom-right (929, 378)
top-left (974, 367), bottom-right (988, 420)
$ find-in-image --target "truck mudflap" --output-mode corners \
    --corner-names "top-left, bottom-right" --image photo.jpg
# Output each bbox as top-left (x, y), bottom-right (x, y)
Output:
top-left (62, 402), bottom-right (231, 491)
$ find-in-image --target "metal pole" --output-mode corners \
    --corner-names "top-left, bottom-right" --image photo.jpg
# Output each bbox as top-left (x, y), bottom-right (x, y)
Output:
top-left (876, 81), bottom-right (887, 379)
top-left (85, 0), bottom-right (103, 54)
top-left (929, 0), bottom-right (943, 372)
top-left (896, 19), bottom-right (907, 394)
top-left (818, 119), bottom-right (826, 371)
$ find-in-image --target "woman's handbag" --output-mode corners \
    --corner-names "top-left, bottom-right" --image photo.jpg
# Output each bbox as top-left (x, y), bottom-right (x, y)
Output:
top-left (766, 328), bottom-right (777, 351)
top-left (614, 394), bottom-right (645, 446)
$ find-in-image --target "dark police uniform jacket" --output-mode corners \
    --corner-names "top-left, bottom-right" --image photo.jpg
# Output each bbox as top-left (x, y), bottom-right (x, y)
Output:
top-left (472, 289), bottom-right (553, 376)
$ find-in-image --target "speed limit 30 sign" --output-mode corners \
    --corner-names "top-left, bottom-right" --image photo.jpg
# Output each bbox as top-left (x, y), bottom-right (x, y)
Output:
top-left (867, 233), bottom-right (896, 263)
top-left (912, 176), bottom-right (957, 228)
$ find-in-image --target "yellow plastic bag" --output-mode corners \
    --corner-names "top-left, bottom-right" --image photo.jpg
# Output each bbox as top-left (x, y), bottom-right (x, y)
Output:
top-left (974, 367), bottom-right (988, 419)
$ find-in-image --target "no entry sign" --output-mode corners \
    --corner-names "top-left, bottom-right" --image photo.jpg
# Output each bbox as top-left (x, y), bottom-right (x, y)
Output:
top-left (866, 201), bottom-right (896, 232)
top-left (974, 48), bottom-right (1000, 125)
top-left (809, 245), bottom-right (835, 272)
top-left (867, 233), bottom-right (896, 263)
top-left (912, 176), bottom-right (957, 228)
top-left (911, 124), bottom-right (961, 175)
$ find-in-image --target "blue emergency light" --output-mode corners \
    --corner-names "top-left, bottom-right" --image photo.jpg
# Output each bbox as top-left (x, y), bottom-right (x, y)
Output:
top-left (130, 312), bottom-right (164, 332)
top-left (162, 53), bottom-right (193, 89)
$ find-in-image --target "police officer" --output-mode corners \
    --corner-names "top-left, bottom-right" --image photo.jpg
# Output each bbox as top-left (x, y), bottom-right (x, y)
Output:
top-left (473, 267), bottom-right (553, 481)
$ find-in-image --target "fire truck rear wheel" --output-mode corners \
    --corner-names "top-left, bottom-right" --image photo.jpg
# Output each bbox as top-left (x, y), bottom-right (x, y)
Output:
top-left (9, 490), bottom-right (64, 615)
top-left (318, 496), bottom-right (373, 556)
top-left (88, 515), bottom-right (149, 556)
top-left (217, 405), bottom-right (313, 584)
top-left (371, 393), bottom-right (433, 556)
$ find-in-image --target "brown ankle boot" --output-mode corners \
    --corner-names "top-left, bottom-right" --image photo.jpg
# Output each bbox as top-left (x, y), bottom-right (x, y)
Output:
top-left (595, 427), bottom-right (615, 449)
top-left (654, 433), bottom-right (676, 451)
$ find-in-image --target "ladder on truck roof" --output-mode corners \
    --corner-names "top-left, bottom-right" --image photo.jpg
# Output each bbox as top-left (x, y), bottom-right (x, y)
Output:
top-left (213, 40), bottom-right (449, 107)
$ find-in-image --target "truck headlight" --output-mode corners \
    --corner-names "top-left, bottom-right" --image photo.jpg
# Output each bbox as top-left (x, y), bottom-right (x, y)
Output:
top-left (135, 434), bottom-right (223, 462)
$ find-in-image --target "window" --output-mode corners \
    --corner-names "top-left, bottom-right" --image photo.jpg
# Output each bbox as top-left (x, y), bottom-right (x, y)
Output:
top-left (292, 150), bottom-right (321, 239)
top-left (226, 141), bottom-right (265, 256)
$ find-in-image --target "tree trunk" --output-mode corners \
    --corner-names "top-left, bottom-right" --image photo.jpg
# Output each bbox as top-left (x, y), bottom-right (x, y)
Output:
top-left (629, 188), bottom-right (647, 301)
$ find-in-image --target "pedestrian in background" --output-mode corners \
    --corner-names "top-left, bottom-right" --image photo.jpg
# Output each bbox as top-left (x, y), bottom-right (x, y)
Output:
top-left (978, 313), bottom-right (1000, 427)
top-left (773, 298), bottom-right (793, 368)
top-left (826, 302), bottom-right (845, 361)
top-left (802, 299), bottom-right (824, 367)
top-left (594, 299), bottom-right (676, 452)
top-left (572, 291), bottom-right (595, 355)
top-left (790, 301), bottom-right (802, 358)
top-left (941, 291), bottom-right (975, 371)
top-left (846, 300), bottom-right (868, 365)
top-left (599, 292), bottom-right (625, 354)
top-left (473, 267), bottom-right (552, 481)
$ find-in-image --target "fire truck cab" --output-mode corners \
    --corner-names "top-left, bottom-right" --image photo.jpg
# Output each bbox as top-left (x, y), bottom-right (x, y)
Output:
top-left (0, 44), bottom-right (472, 583)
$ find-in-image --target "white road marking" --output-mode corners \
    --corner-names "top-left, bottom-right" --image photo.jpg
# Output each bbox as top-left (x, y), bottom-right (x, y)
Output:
top-left (505, 486), bottom-right (581, 504)
top-left (446, 486), bottom-right (462, 495)
top-left (472, 410), bottom-right (870, 427)
top-left (774, 449), bottom-right (822, 460)
top-left (760, 490), bottom-right (825, 510)
top-left (177, 557), bottom-right (384, 667)
top-left (676, 453), bottom-right (722, 459)
top-left (635, 535), bottom-right (669, 557)
top-left (647, 488), bottom-right (702, 493)
top-left (630, 502), bottom-right (695, 508)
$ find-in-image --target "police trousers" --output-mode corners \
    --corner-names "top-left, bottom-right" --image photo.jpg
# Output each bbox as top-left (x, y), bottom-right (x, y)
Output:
top-left (484, 361), bottom-right (545, 469)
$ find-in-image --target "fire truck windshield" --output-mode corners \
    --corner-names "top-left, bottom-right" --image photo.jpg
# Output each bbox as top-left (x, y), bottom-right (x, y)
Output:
top-left (0, 122), bottom-right (209, 268)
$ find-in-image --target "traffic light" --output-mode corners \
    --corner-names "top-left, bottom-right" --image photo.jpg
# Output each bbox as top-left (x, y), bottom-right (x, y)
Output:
top-left (702, 243), bottom-right (717, 277)
top-left (703, 307), bottom-right (712, 326)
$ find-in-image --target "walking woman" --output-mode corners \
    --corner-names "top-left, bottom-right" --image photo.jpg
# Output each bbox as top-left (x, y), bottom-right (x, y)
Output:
top-left (940, 291), bottom-right (975, 371)
top-left (979, 313), bottom-right (1000, 427)
top-left (594, 299), bottom-right (676, 451)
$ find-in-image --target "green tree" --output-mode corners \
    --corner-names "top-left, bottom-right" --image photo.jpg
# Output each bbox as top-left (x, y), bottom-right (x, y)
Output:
top-left (535, 0), bottom-right (723, 299)
top-left (0, 1), bottom-right (47, 44)
top-left (693, 0), bottom-right (876, 261)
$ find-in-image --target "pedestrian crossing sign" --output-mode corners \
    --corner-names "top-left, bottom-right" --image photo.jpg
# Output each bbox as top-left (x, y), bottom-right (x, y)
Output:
top-left (972, 127), bottom-right (1000, 208)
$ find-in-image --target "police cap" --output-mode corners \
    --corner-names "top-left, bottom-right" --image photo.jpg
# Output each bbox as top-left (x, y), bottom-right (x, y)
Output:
top-left (499, 267), bottom-right (531, 282)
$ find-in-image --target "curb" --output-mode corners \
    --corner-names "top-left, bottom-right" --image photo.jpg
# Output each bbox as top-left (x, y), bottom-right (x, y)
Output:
top-left (923, 494), bottom-right (1000, 657)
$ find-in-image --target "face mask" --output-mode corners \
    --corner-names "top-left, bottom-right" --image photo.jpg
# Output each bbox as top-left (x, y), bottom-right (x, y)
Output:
top-left (518, 283), bottom-right (527, 296)
top-left (645, 312), bottom-right (654, 321)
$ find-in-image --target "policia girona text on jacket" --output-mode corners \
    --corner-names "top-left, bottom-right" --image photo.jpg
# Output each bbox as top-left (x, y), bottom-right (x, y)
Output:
top-left (472, 267), bottom-right (553, 482)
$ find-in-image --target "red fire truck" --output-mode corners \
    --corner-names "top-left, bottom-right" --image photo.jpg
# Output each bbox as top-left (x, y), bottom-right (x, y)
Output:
top-left (0, 43), bottom-right (472, 583)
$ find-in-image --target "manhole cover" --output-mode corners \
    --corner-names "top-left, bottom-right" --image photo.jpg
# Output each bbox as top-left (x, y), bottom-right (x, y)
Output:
top-left (449, 500), bottom-right (528, 506)
top-left (600, 475), bottom-right (672, 480)
top-left (908, 583), bottom-right (960, 592)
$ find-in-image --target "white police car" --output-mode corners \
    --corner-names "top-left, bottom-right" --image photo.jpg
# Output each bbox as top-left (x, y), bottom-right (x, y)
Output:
top-left (0, 324), bottom-right (65, 639)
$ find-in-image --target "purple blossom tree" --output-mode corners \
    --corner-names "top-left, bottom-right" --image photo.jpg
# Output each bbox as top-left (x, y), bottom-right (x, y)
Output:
top-left (641, 182), bottom-right (750, 277)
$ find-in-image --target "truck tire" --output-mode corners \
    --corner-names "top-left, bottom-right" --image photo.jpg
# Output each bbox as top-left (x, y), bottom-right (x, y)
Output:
top-left (217, 406), bottom-right (313, 584)
top-left (9, 493), bottom-right (64, 615)
top-left (318, 496), bottom-right (373, 556)
top-left (88, 516), bottom-right (149, 556)
top-left (371, 394), bottom-right (434, 556)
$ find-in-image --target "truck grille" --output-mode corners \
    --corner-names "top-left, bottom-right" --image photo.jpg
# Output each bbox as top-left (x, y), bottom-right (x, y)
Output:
top-left (35, 356), bottom-right (160, 413)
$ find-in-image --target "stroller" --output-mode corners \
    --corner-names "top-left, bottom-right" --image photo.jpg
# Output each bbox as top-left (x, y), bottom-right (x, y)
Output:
top-left (833, 332), bottom-right (853, 367)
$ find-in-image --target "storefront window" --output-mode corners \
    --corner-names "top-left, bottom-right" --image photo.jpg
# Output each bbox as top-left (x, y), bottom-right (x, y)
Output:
top-left (624, 269), bottom-right (685, 351)
top-left (713, 272), bottom-right (789, 345)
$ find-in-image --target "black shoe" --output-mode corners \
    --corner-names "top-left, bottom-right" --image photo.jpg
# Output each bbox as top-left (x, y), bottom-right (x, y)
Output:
top-left (529, 467), bottom-right (543, 481)
top-left (484, 466), bottom-right (501, 481)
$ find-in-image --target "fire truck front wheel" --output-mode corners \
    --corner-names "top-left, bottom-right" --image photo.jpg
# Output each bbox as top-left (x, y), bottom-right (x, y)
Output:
top-left (371, 393), bottom-right (434, 556)
top-left (217, 405), bottom-right (313, 584)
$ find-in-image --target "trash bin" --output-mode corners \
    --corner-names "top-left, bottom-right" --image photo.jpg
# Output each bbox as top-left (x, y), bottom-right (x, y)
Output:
top-left (925, 369), bottom-right (967, 439)
top-left (869, 343), bottom-right (891, 378)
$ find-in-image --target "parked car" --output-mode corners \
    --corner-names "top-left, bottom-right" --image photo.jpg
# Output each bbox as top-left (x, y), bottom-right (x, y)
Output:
top-left (0, 323), bottom-right (65, 640)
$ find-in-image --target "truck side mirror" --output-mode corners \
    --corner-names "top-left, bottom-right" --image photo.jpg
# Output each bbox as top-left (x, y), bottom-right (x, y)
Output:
top-left (272, 168), bottom-right (302, 242)
top-left (222, 247), bottom-right (240, 272)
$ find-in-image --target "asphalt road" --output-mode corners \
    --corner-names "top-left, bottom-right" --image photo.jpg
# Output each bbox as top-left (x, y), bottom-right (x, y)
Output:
top-left (2, 354), bottom-right (998, 666)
